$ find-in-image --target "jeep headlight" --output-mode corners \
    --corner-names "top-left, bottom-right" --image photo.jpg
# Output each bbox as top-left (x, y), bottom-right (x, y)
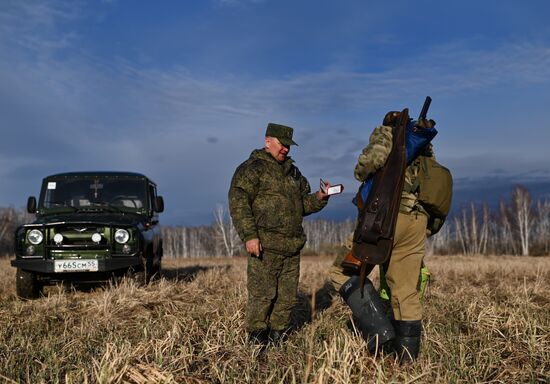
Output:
top-left (27, 229), bottom-right (44, 245)
top-left (114, 229), bottom-right (130, 244)
top-left (53, 233), bottom-right (64, 245)
top-left (91, 233), bottom-right (102, 244)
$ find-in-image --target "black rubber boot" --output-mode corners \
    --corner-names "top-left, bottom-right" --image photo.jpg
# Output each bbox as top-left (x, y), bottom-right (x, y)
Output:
top-left (268, 329), bottom-right (289, 344)
top-left (248, 329), bottom-right (269, 346)
top-left (393, 320), bottom-right (422, 364)
top-left (380, 298), bottom-right (394, 321)
top-left (339, 276), bottom-right (395, 354)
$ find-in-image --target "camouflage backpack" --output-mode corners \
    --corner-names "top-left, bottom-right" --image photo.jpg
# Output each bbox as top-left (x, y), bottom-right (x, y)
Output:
top-left (412, 155), bottom-right (453, 235)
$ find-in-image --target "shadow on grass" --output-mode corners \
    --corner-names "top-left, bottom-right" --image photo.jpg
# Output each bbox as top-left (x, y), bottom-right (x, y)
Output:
top-left (161, 265), bottom-right (231, 282)
top-left (291, 280), bottom-right (337, 330)
top-left (72, 264), bottom-right (232, 290)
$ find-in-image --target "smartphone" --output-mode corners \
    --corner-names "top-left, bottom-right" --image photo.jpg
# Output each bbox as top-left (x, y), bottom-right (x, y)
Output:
top-left (320, 179), bottom-right (344, 195)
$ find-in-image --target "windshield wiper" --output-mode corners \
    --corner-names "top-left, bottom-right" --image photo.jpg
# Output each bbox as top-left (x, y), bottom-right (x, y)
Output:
top-left (46, 202), bottom-right (78, 211)
top-left (86, 202), bottom-right (124, 213)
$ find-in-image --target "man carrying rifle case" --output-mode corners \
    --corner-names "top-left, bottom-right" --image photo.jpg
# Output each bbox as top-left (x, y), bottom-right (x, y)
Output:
top-left (329, 98), bottom-right (451, 363)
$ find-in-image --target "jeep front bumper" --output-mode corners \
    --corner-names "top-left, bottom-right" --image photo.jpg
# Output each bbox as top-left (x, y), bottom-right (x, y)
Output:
top-left (11, 257), bottom-right (142, 274)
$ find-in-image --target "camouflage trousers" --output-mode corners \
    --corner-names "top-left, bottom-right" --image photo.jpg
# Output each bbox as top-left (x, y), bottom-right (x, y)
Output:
top-left (246, 250), bottom-right (300, 332)
top-left (330, 212), bottom-right (427, 320)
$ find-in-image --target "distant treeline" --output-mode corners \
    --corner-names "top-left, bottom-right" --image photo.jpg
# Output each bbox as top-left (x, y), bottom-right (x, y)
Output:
top-left (0, 208), bottom-right (33, 256)
top-left (1, 185), bottom-right (548, 257)
top-left (162, 186), bottom-right (549, 258)
top-left (429, 185), bottom-right (549, 256)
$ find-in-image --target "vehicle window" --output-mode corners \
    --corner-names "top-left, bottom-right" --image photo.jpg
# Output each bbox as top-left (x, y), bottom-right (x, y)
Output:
top-left (149, 184), bottom-right (157, 210)
top-left (42, 178), bottom-right (147, 212)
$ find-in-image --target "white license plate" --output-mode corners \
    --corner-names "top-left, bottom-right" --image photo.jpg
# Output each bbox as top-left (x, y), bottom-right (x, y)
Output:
top-left (54, 259), bottom-right (99, 272)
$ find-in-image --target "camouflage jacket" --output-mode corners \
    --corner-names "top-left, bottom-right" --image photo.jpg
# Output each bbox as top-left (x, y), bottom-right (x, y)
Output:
top-left (354, 125), bottom-right (428, 216)
top-left (229, 149), bottom-right (327, 255)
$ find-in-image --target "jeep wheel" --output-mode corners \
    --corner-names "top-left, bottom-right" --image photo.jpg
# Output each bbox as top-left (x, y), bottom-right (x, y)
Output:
top-left (133, 270), bottom-right (147, 286)
top-left (148, 258), bottom-right (161, 282)
top-left (125, 266), bottom-right (147, 286)
top-left (16, 269), bottom-right (43, 299)
top-left (144, 246), bottom-right (161, 283)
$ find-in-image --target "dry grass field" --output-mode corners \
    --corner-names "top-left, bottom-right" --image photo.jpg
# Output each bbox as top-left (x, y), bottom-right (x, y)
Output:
top-left (0, 254), bottom-right (548, 383)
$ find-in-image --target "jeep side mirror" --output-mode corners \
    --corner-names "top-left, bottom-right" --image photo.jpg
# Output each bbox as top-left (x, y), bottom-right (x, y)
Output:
top-left (27, 196), bottom-right (37, 213)
top-left (154, 196), bottom-right (164, 213)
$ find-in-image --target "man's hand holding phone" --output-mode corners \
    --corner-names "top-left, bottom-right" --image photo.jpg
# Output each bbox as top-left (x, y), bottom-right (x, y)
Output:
top-left (320, 179), bottom-right (344, 196)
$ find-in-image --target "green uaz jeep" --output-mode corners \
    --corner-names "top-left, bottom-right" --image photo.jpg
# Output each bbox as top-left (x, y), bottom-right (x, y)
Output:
top-left (11, 172), bottom-right (164, 299)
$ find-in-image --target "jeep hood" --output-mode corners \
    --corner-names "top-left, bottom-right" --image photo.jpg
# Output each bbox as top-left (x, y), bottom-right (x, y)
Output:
top-left (29, 212), bottom-right (146, 227)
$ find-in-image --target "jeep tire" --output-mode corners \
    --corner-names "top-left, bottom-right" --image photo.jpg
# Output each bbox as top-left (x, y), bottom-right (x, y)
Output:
top-left (148, 255), bottom-right (161, 282)
top-left (132, 270), bottom-right (147, 286)
top-left (16, 268), bottom-right (42, 299)
top-left (145, 245), bottom-right (161, 283)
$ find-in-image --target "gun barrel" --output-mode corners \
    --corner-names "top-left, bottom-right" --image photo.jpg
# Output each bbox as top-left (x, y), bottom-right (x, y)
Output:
top-left (419, 96), bottom-right (432, 120)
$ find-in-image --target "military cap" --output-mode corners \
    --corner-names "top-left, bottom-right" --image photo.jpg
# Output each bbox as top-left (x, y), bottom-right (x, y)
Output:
top-left (265, 123), bottom-right (298, 146)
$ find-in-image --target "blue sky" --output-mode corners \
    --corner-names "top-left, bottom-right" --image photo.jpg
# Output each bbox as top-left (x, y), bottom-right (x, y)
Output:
top-left (1, 0), bottom-right (549, 224)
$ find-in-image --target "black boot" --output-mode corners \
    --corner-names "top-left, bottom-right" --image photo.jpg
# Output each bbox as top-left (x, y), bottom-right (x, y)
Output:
top-left (268, 328), bottom-right (289, 344)
top-left (380, 298), bottom-right (394, 321)
top-left (393, 320), bottom-right (422, 364)
top-left (339, 276), bottom-right (395, 354)
top-left (248, 329), bottom-right (269, 347)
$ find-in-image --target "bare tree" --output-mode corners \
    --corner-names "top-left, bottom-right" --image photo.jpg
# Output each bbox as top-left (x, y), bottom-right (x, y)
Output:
top-left (213, 204), bottom-right (240, 257)
top-left (512, 186), bottom-right (533, 256)
top-left (480, 204), bottom-right (490, 255)
top-left (498, 200), bottom-right (517, 255)
top-left (0, 208), bottom-right (15, 246)
top-left (454, 203), bottom-right (489, 255)
top-left (534, 199), bottom-right (550, 255)
top-left (161, 226), bottom-right (219, 258)
top-left (426, 221), bottom-right (452, 256)
top-left (0, 207), bottom-right (34, 256)
top-left (303, 219), bottom-right (355, 254)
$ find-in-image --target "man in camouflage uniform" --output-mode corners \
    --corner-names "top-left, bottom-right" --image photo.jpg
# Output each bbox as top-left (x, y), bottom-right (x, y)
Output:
top-left (330, 114), bottom-right (433, 363)
top-left (229, 123), bottom-right (330, 346)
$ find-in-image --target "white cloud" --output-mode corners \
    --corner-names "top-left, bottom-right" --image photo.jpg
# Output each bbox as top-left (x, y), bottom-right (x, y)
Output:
top-left (0, 1), bottom-right (82, 56)
top-left (3, 1), bottom-right (550, 130)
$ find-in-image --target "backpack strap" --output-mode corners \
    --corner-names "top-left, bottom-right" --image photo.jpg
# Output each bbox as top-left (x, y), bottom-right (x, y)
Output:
top-left (403, 157), bottom-right (424, 195)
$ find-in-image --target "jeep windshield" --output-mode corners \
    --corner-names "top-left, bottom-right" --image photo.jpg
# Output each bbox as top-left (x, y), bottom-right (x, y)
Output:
top-left (40, 176), bottom-right (148, 214)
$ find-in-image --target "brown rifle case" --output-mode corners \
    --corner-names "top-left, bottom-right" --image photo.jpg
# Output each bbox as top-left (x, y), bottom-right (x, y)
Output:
top-left (351, 108), bottom-right (408, 267)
